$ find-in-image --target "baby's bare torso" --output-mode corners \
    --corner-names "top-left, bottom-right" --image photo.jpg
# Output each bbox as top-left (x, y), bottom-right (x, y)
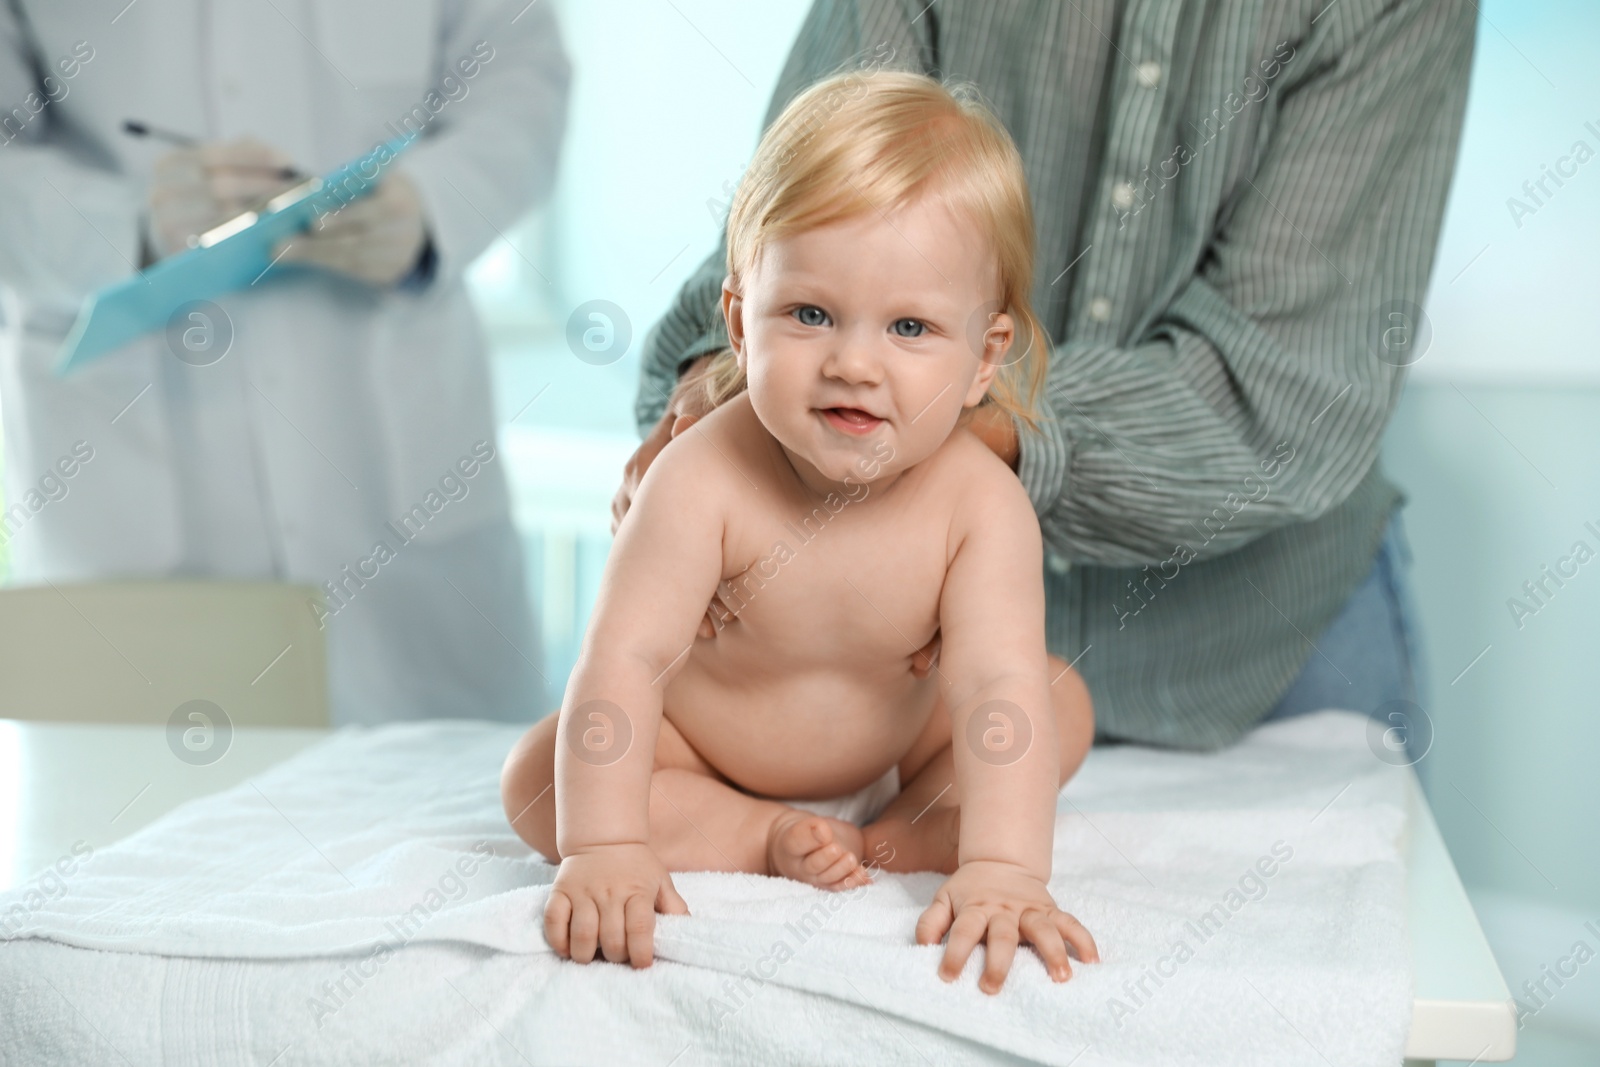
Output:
top-left (662, 395), bottom-right (995, 800)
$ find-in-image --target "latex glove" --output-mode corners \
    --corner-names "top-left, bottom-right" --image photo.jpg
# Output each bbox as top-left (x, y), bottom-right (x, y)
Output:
top-left (147, 137), bottom-right (300, 260)
top-left (273, 171), bottom-right (429, 287)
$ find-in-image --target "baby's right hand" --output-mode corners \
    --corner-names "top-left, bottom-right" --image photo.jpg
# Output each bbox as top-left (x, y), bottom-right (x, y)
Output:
top-left (544, 843), bottom-right (689, 968)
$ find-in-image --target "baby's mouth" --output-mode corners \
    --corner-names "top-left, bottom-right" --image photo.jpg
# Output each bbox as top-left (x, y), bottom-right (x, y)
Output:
top-left (819, 407), bottom-right (885, 435)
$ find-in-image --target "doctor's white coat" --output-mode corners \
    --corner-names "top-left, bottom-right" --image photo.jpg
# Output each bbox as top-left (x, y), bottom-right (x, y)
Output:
top-left (0, 0), bottom-right (570, 723)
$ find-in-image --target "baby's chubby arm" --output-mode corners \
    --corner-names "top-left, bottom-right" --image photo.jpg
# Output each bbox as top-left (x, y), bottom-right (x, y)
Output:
top-left (545, 431), bottom-right (730, 968)
top-left (914, 456), bottom-right (1098, 991)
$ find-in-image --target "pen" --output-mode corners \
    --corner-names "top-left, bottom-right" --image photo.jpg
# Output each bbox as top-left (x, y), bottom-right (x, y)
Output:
top-left (122, 120), bottom-right (305, 181)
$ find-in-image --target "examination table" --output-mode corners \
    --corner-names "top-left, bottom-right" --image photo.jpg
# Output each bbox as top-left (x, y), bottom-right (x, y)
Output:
top-left (0, 712), bottom-right (1515, 1066)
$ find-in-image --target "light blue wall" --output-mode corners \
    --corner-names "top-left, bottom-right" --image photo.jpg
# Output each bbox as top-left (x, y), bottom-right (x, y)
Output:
top-left (1387, 385), bottom-right (1599, 912)
top-left (1383, 2), bottom-right (1600, 1058)
top-left (1384, 387), bottom-right (1600, 1058)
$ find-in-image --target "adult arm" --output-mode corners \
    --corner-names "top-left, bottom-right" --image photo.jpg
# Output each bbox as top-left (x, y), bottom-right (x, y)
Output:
top-left (1015, 0), bottom-right (1477, 565)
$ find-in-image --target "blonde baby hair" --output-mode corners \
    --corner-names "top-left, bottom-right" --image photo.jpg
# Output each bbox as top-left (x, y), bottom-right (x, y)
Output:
top-left (691, 68), bottom-right (1050, 434)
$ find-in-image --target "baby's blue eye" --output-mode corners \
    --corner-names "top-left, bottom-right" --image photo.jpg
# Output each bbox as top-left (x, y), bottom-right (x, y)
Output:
top-left (794, 305), bottom-right (829, 327)
top-left (891, 318), bottom-right (926, 338)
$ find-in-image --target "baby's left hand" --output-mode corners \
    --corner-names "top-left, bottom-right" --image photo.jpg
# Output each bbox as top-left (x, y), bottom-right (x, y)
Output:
top-left (916, 860), bottom-right (1098, 994)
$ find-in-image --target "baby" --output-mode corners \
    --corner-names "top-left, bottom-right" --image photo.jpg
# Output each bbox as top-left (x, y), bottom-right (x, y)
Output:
top-left (502, 70), bottom-right (1097, 994)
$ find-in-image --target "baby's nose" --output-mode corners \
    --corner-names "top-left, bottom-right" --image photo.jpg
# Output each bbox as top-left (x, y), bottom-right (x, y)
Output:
top-left (822, 335), bottom-right (884, 382)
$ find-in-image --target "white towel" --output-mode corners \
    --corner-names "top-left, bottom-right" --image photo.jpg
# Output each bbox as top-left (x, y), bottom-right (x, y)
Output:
top-left (0, 710), bottom-right (1413, 1067)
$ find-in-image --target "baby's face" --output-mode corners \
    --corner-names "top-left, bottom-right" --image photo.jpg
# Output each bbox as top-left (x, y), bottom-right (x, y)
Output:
top-left (723, 192), bottom-right (1012, 491)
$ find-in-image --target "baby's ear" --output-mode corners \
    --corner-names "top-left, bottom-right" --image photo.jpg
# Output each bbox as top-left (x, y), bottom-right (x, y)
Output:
top-left (964, 309), bottom-right (1014, 406)
top-left (721, 275), bottom-right (746, 362)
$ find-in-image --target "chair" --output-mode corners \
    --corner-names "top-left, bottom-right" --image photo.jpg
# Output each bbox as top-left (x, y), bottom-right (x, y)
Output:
top-left (0, 580), bottom-right (328, 727)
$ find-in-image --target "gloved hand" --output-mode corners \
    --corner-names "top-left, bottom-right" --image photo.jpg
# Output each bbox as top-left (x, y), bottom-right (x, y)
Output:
top-left (273, 171), bottom-right (430, 288)
top-left (146, 137), bottom-right (300, 260)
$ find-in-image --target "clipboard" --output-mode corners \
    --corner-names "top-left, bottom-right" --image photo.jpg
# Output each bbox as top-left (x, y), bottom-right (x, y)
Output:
top-left (55, 131), bottom-right (419, 375)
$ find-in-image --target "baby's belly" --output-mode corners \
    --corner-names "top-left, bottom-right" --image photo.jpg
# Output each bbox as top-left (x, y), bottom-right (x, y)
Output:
top-left (663, 661), bottom-right (937, 799)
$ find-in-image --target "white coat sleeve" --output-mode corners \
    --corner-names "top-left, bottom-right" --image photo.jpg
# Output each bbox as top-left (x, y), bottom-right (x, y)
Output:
top-left (0, 13), bottom-right (141, 314)
top-left (396, 0), bottom-right (572, 287)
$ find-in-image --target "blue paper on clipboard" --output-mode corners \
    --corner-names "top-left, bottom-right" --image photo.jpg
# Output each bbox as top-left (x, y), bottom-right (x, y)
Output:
top-left (55, 132), bottom-right (418, 375)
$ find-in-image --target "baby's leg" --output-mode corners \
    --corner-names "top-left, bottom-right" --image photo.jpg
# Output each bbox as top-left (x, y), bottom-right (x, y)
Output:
top-left (500, 714), bottom-right (871, 890)
top-left (863, 656), bottom-right (1093, 874)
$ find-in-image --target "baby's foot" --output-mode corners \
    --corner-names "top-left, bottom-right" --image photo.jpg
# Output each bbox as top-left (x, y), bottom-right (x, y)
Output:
top-left (862, 805), bottom-right (961, 875)
top-left (766, 809), bottom-right (871, 890)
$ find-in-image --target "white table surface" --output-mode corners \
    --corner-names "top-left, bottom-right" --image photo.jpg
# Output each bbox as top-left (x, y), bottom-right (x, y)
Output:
top-left (0, 719), bottom-right (1516, 1063)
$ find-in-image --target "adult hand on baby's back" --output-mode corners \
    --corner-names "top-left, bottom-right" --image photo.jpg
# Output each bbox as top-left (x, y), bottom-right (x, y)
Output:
top-left (916, 860), bottom-right (1098, 994)
top-left (545, 843), bottom-right (689, 969)
top-left (611, 354), bottom-right (719, 536)
top-left (613, 353), bottom-right (734, 636)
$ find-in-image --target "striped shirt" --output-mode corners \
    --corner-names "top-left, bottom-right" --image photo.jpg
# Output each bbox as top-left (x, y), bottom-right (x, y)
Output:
top-left (634, 0), bottom-right (1475, 749)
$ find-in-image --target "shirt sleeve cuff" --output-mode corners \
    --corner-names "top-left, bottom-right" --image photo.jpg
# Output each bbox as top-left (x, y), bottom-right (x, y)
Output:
top-left (633, 320), bottom-right (729, 434)
top-left (1016, 395), bottom-right (1071, 527)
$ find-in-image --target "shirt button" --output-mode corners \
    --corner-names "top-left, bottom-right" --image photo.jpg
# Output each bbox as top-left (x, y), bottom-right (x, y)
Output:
top-left (1111, 181), bottom-right (1136, 211)
top-left (1087, 297), bottom-right (1112, 323)
top-left (1047, 551), bottom-right (1070, 576)
top-left (1136, 61), bottom-right (1163, 88)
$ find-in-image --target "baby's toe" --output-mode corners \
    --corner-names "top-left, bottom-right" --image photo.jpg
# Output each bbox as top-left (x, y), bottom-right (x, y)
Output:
top-left (821, 858), bottom-right (872, 892)
top-left (802, 839), bottom-right (848, 875)
top-left (811, 848), bottom-right (862, 886)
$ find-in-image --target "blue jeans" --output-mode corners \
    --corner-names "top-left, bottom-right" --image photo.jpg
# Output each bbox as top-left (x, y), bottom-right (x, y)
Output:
top-left (1261, 510), bottom-right (1428, 739)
